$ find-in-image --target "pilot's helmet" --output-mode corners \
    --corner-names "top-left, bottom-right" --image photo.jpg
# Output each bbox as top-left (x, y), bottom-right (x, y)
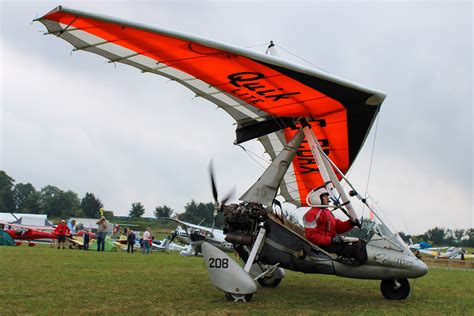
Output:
top-left (306, 186), bottom-right (329, 207)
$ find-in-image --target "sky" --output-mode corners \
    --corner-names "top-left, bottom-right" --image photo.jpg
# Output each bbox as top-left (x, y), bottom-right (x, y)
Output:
top-left (0, 1), bottom-right (472, 234)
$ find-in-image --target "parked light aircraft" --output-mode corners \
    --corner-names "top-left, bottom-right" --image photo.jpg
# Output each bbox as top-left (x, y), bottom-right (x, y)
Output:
top-left (0, 221), bottom-right (57, 245)
top-left (167, 218), bottom-right (233, 256)
top-left (1, 216), bottom-right (84, 248)
top-left (116, 236), bottom-right (188, 253)
top-left (418, 247), bottom-right (473, 259)
top-left (152, 237), bottom-right (189, 253)
top-left (36, 6), bottom-right (428, 302)
top-left (408, 240), bottom-right (435, 250)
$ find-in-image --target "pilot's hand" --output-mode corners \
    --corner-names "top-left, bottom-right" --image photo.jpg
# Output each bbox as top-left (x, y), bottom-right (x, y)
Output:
top-left (350, 218), bottom-right (362, 228)
top-left (331, 236), bottom-right (344, 244)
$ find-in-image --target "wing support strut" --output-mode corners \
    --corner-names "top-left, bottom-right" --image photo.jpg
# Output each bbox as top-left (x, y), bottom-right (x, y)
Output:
top-left (300, 119), bottom-right (358, 220)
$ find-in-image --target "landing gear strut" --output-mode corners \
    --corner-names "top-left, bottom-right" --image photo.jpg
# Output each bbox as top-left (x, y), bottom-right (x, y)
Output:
top-left (380, 279), bottom-right (410, 300)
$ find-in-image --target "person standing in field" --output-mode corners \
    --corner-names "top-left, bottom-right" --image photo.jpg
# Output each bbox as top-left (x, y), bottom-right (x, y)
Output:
top-left (83, 230), bottom-right (90, 251)
top-left (149, 231), bottom-right (155, 255)
top-left (54, 219), bottom-right (70, 250)
top-left (142, 228), bottom-right (151, 255)
top-left (127, 229), bottom-right (136, 254)
top-left (96, 216), bottom-right (108, 252)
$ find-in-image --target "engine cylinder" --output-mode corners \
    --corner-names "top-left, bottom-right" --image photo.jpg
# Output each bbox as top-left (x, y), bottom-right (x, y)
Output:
top-left (225, 232), bottom-right (253, 245)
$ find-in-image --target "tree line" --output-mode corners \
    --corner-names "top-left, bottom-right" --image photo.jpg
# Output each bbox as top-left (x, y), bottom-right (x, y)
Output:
top-left (399, 227), bottom-right (474, 248)
top-left (1, 170), bottom-right (471, 245)
top-left (0, 170), bottom-right (174, 220)
top-left (0, 170), bottom-right (218, 226)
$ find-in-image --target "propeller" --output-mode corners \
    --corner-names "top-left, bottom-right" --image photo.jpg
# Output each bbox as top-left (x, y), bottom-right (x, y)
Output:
top-left (209, 160), bottom-right (235, 232)
top-left (168, 229), bottom-right (178, 244)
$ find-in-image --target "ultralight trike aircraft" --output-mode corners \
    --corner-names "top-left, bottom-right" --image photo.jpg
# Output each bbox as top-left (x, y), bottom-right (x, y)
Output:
top-left (35, 6), bottom-right (428, 302)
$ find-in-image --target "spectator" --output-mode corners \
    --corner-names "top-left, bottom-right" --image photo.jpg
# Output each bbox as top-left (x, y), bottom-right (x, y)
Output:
top-left (127, 229), bottom-right (136, 254)
top-left (53, 219), bottom-right (70, 250)
top-left (142, 228), bottom-right (151, 255)
top-left (83, 230), bottom-right (90, 251)
top-left (96, 216), bottom-right (108, 252)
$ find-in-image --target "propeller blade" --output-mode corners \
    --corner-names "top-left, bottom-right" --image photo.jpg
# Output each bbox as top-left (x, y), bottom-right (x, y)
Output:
top-left (220, 187), bottom-right (236, 206)
top-left (209, 160), bottom-right (218, 203)
top-left (169, 230), bottom-right (177, 244)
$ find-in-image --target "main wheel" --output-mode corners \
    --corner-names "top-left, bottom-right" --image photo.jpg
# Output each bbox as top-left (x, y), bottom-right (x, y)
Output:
top-left (257, 277), bottom-right (282, 288)
top-left (225, 292), bottom-right (253, 302)
top-left (380, 279), bottom-right (410, 300)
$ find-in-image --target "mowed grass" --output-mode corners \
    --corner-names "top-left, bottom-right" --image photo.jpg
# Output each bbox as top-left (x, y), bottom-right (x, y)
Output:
top-left (1, 246), bottom-right (473, 315)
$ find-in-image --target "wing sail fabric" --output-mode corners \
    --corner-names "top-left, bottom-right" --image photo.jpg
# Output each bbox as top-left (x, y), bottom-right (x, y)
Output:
top-left (37, 6), bottom-right (386, 206)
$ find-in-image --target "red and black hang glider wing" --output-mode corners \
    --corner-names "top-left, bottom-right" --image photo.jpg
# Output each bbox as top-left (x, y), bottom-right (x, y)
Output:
top-left (36, 6), bottom-right (386, 206)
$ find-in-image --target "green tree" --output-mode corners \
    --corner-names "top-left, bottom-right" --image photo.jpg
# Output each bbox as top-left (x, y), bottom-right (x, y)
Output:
top-left (453, 229), bottom-right (465, 245)
top-left (60, 190), bottom-right (81, 218)
top-left (13, 183), bottom-right (36, 212)
top-left (81, 193), bottom-right (104, 218)
top-left (129, 202), bottom-right (145, 218)
top-left (154, 205), bottom-right (174, 220)
top-left (40, 186), bottom-right (80, 218)
top-left (40, 185), bottom-right (64, 217)
top-left (179, 200), bottom-right (223, 228)
top-left (0, 170), bottom-right (15, 212)
top-left (423, 227), bottom-right (446, 246)
top-left (21, 191), bottom-right (42, 214)
top-left (444, 228), bottom-right (455, 245)
top-left (461, 229), bottom-right (474, 247)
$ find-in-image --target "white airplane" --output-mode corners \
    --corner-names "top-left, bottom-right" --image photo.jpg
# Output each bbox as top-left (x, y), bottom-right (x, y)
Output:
top-left (418, 246), bottom-right (473, 259)
top-left (167, 218), bottom-right (233, 256)
top-left (151, 236), bottom-right (188, 253)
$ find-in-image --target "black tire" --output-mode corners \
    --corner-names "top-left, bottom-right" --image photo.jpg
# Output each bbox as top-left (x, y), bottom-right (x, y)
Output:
top-left (257, 277), bottom-right (282, 288)
top-left (225, 292), bottom-right (253, 302)
top-left (380, 279), bottom-right (410, 300)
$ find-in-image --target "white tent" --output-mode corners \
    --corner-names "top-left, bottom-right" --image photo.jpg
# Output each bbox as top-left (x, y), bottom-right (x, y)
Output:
top-left (0, 213), bottom-right (47, 222)
top-left (70, 218), bottom-right (113, 233)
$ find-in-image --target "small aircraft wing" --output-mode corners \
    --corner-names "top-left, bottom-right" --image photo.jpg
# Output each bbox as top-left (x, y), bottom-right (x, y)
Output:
top-left (37, 6), bottom-right (386, 206)
top-left (3, 222), bottom-right (55, 231)
top-left (425, 247), bottom-right (449, 251)
top-left (67, 237), bottom-right (84, 246)
top-left (418, 249), bottom-right (439, 257)
top-left (166, 218), bottom-right (215, 234)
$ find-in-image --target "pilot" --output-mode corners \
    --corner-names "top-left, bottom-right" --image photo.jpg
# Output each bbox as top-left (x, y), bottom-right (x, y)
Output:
top-left (303, 187), bottom-right (367, 266)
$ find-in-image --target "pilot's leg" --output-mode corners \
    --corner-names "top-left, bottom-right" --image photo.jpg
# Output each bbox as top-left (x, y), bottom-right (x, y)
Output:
top-left (322, 242), bottom-right (367, 266)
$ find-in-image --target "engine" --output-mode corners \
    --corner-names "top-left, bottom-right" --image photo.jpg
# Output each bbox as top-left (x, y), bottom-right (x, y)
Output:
top-left (222, 202), bottom-right (267, 246)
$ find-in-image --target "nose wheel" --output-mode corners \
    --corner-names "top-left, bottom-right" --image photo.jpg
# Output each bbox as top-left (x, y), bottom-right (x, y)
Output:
top-left (225, 292), bottom-right (253, 302)
top-left (380, 279), bottom-right (410, 300)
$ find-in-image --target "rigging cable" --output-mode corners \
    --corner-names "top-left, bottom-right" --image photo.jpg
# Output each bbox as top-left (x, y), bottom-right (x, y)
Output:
top-left (275, 44), bottom-right (330, 73)
top-left (245, 42), bottom-right (271, 49)
top-left (237, 144), bottom-right (269, 169)
top-left (361, 114), bottom-right (380, 219)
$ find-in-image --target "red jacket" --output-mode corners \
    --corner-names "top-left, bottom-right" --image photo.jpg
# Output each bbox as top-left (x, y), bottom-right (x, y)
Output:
top-left (303, 208), bottom-right (352, 246)
top-left (54, 224), bottom-right (70, 237)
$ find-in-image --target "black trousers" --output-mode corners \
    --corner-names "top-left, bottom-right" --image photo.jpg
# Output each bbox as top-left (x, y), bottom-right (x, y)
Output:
top-left (127, 242), bottom-right (134, 253)
top-left (322, 241), bottom-right (367, 266)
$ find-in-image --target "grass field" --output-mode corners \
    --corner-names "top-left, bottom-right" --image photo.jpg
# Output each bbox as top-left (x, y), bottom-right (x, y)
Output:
top-left (1, 246), bottom-right (473, 315)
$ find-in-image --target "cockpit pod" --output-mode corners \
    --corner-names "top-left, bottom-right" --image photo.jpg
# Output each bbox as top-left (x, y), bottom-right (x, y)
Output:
top-left (336, 197), bottom-right (428, 280)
